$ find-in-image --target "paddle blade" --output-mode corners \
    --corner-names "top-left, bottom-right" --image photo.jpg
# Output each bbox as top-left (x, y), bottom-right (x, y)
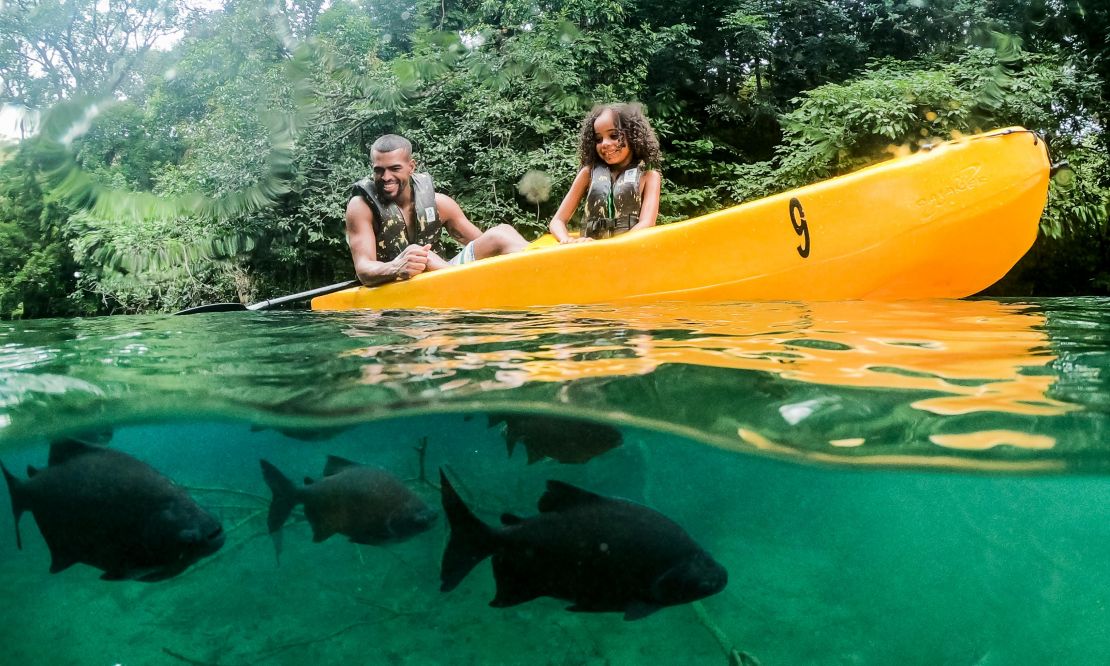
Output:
top-left (174, 302), bottom-right (250, 315)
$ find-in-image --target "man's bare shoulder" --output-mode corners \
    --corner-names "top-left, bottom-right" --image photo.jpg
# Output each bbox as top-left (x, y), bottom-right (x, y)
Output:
top-left (434, 192), bottom-right (465, 219)
top-left (347, 195), bottom-right (373, 218)
top-left (434, 191), bottom-right (460, 207)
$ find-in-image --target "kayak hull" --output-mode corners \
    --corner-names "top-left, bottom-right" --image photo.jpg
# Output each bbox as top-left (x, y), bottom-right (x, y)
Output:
top-left (313, 128), bottom-right (1049, 310)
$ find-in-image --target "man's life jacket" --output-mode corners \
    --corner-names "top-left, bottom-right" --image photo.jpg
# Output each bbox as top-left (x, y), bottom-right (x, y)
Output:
top-left (583, 164), bottom-right (643, 239)
top-left (351, 173), bottom-right (443, 262)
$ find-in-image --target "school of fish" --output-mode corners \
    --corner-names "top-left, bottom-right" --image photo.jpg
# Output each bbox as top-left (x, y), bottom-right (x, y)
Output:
top-left (1, 415), bottom-right (728, 619)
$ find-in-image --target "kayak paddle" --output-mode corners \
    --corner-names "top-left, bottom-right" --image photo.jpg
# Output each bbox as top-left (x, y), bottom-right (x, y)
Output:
top-left (174, 279), bottom-right (360, 315)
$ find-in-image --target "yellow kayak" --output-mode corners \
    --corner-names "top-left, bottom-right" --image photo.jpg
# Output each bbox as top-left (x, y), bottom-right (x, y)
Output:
top-left (313, 127), bottom-right (1049, 310)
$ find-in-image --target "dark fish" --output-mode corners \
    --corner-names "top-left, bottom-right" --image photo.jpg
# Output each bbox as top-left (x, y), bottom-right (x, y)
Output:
top-left (64, 427), bottom-right (114, 445)
top-left (440, 470), bottom-right (727, 620)
top-left (489, 413), bottom-right (623, 464)
top-left (249, 423), bottom-right (347, 442)
top-left (1, 439), bottom-right (225, 582)
top-left (260, 456), bottom-right (437, 552)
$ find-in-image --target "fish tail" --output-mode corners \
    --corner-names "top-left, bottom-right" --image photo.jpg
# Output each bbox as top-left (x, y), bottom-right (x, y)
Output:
top-left (440, 469), bottom-right (495, 593)
top-left (259, 459), bottom-right (300, 533)
top-left (0, 461), bottom-right (24, 550)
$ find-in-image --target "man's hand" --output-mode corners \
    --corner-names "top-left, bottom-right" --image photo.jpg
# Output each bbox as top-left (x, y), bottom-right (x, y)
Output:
top-left (391, 244), bottom-right (432, 280)
top-left (559, 236), bottom-right (594, 244)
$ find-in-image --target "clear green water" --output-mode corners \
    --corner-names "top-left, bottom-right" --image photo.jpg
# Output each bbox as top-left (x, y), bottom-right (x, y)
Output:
top-left (1, 298), bottom-right (1108, 665)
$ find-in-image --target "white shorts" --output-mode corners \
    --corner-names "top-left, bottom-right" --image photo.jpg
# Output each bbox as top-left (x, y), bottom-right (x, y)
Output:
top-left (448, 241), bottom-right (477, 265)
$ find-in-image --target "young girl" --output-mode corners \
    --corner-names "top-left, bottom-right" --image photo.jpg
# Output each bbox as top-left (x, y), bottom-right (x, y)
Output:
top-left (548, 103), bottom-right (662, 243)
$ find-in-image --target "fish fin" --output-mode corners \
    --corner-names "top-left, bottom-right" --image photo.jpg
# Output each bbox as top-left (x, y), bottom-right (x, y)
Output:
top-left (270, 530), bottom-right (284, 565)
top-left (323, 455), bottom-right (359, 476)
top-left (349, 534), bottom-right (385, 546)
top-left (47, 438), bottom-right (101, 466)
top-left (537, 480), bottom-right (606, 513)
top-left (500, 513), bottom-right (524, 526)
top-left (98, 565), bottom-right (182, 583)
top-left (440, 469), bottom-right (495, 592)
top-left (311, 524), bottom-right (334, 543)
top-left (565, 603), bottom-right (609, 613)
top-left (622, 601), bottom-right (663, 621)
top-left (49, 551), bottom-right (79, 574)
top-left (259, 459), bottom-right (300, 534)
top-left (99, 570), bottom-right (128, 581)
top-left (525, 447), bottom-right (544, 465)
top-left (489, 556), bottom-right (541, 608)
top-left (136, 567), bottom-right (182, 583)
top-left (25, 465), bottom-right (39, 478)
top-left (1, 461), bottom-right (25, 550)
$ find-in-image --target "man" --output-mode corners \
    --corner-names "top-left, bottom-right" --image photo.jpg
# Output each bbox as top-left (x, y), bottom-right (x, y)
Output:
top-left (346, 134), bottom-right (528, 285)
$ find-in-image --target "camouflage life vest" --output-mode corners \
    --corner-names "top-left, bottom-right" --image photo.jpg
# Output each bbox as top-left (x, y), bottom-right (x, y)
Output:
top-left (583, 164), bottom-right (643, 239)
top-left (351, 172), bottom-right (444, 262)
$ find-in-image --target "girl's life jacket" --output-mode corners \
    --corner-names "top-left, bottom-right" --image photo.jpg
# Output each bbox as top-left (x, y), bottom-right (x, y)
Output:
top-left (583, 164), bottom-right (643, 239)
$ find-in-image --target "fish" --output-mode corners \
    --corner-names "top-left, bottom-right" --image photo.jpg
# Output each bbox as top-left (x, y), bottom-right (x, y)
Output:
top-left (249, 423), bottom-right (347, 442)
top-left (489, 413), bottom-right (623, 464)
top-left (439, 470), bottom-right (728, 620)
top-left (1, 439), bottom-right (225, 582)
top-left (260, 456), bottom-right (438, 554)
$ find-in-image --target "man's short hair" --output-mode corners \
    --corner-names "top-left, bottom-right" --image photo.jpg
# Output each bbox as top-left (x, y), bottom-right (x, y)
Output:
top-left (371, 134), bottom-right (412, 157)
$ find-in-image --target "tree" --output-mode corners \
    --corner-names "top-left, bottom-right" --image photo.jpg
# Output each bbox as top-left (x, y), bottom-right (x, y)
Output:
top-left (0, 0), bottom-right (188, 107)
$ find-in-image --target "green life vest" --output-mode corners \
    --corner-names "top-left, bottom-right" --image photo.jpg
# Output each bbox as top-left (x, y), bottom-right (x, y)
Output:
top-left (351, 172), bottom-right (444, 262)
top-left (583, 164), bottom-right (643, 239)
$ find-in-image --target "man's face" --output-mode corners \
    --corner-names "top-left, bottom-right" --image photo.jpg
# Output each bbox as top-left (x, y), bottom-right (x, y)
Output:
top-left (371, 149), bottom-right (415, 203)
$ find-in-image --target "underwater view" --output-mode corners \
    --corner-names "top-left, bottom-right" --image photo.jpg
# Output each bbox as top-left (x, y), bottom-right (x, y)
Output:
top-left (1, 297), bottom-right (1109, 665)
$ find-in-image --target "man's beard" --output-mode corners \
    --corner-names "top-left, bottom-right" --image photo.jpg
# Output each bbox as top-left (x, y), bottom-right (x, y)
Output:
top-left (375, 179), bottom-right (407, 203)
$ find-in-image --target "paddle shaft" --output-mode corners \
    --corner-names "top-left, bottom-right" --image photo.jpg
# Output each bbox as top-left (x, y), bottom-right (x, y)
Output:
top-left (245, 279), bottom-right (360, 310)
top-left (175, 279), bottom-right (360, 315)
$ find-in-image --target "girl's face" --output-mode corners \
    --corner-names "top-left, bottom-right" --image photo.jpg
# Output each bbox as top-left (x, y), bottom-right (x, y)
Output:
top-left (593, 109), bottom-right (632, 169)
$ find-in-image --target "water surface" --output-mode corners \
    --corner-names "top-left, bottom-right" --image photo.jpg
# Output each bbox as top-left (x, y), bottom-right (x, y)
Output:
top-left (1, 298), bottom-right (1108, 665)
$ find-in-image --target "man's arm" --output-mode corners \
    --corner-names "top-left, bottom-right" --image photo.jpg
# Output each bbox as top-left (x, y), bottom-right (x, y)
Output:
top-left (346, 196), bottom-right (430, 284)
top-left (436, 192), bottom-right (482, 244)
top-left (422, 192), bottom-right (482, 270)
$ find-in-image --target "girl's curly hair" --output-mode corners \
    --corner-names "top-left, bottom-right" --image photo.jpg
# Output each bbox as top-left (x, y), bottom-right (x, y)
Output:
top-left (576, 103), bottom-right (662, 170)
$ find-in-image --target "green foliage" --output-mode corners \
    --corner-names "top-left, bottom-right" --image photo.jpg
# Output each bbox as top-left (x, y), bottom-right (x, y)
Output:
top-left (1, 0), bottom-right (1109, 315)
top-left (399, 6), bottom-right (678, 238)
top-left (773, 42), bottom-right (1103, 188)
top-left (0, 145), bottom-right (97, 318)
top-left (0, 0), bottom-right (186, 106)
top-left (1041, 141), bottom-right (1110, 242)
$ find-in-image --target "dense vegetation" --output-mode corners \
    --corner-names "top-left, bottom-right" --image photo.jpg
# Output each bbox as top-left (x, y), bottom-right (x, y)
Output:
top-left (0, 0), bottom-right (1107, 317)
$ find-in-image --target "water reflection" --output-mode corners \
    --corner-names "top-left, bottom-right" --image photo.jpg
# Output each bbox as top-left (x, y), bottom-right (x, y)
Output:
top-left (345, 300), bottom-right (1071, 417)
top-left (335, 300), bottom-right (1082, 469)
top-left (0, 299), bottom-right (1104, 471)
